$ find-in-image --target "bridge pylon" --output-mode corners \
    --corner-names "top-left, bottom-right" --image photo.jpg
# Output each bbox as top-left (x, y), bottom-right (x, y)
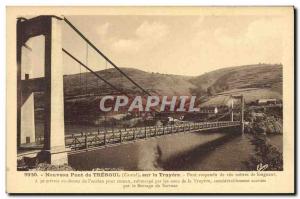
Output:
top-left (17, 16), bottom-right (67, 165)
top-left (231, 95), bottom-right (245, 134)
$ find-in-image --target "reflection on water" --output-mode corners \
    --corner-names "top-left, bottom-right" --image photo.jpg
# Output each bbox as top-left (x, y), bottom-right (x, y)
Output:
top-left (68, 132), bottom-right (283, 171)
top-left (69, 130), bottom-right (233, 171)
top-left (171, 134), bottom-right (255, 171)
top-left (68, 131), bottom-right (228, 170)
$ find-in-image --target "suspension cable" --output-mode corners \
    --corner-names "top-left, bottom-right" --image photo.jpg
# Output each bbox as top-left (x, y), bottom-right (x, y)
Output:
top-left (79, 63), bottom-right (82, 95)
top-left (63, 17), bottom-right (152, 96)
top-left (63, 48), bottom-right (126, 95)
top-left (63, 48), bottom-right (159, 114)
top-left (85, 43), bottom-right (88, 95)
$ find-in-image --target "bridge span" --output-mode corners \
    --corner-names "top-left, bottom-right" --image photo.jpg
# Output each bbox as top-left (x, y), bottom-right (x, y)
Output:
top-left (18, 121), bottom-right (241, 158)
top-left (66, 121), bottom-right (241, 154)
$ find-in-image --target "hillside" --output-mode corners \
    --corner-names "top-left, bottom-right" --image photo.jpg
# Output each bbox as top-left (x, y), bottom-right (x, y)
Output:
top-left (64, 68), bottom-right (196, 96)
top-left (201, 88), bottom-right (282, 107)
top-left (189, 64), bottom-right (282, 95)
top-left (191, 64), bottom-right (283, 106)
top-left (31, 63), bottom-right (283, 123)
top-left (63, 64), bottom-right (282, 102)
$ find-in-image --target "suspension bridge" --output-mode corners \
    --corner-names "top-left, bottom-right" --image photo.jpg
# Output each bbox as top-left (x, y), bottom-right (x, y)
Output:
top-left (17, 15), bottom-right (245, 165)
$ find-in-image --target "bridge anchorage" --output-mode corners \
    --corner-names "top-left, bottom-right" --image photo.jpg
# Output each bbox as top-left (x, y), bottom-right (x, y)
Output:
top-left (17, 15), bottom-right (245, 165)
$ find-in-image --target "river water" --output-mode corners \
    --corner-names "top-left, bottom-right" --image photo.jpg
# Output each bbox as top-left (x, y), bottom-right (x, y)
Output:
top-left (35, 122), bottom-right (282, 171)
top-left (67, 127), bottom-right (282, 171)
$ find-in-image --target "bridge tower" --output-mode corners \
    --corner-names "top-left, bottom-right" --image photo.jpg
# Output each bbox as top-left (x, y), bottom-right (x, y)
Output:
top-left (17, 16), bottom-right (67, 165)
top-left (230, 97), bottom-right (234, 121)
top-left (231, 95), bottom-right (244, 134)
top-left (241, 95), bottom-right (245, 134)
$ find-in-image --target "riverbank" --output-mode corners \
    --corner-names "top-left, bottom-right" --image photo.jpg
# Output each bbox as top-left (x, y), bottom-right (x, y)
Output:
top-left (245, 134), bottom-right (283, 171)
top-left (241, 107), bottom-right (283, 170)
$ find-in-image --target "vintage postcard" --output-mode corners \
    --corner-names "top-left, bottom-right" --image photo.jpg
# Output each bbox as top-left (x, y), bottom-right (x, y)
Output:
top-left (6, 6), bottom-right (294, 194)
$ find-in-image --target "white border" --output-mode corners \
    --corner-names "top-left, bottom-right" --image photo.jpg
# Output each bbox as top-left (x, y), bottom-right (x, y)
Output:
top-left (1, 0), bottom-right (298, 198)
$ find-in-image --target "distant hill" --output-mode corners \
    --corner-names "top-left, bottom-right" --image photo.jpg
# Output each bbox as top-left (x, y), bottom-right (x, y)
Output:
top-left (63, 68), bottom-right (196, 97)
top-left (63, 64), bottom-right (282, 102)
top-left (201, 88), bottom-right (282, 107)
top-left (31, 63), bottom-right (283, 124)
top-left (189, 64), bottom-right (282, 95)
top-left (32, 63), bottom-right (282, 123)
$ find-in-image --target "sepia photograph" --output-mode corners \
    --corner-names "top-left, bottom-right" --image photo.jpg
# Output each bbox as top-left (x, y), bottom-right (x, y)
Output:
top-left (6, 6), bottom-right (294, 194)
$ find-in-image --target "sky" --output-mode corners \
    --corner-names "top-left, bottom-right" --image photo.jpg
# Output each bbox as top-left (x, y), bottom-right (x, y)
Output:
top-left (22, 14), bottom-right (286, 78)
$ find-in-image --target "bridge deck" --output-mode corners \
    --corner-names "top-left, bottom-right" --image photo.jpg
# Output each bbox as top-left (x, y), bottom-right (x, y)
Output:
top-left (30, 121), bottom-right (240, 154)
top-left (18, 121), bottom-right (240, 157)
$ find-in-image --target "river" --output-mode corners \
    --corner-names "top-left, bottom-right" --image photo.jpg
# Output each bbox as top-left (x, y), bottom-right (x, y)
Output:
top-left (67, 127), bottom-right (282, 171)
top-left (35, 121), bottom-right (282, 171)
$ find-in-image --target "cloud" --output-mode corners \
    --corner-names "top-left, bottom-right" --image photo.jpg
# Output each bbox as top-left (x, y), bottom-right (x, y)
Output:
top-left (243, 17), bottom-right (284, 44)
top-left (112, 39), bottom-right (140, 52)
top-left (158, 16), bottom-right (285, 75)
top-left (112, 21), bottom-right (169, 54)
top-left (96, 22), bottom-right (110, 37)
top-left (136, 21), bottom-right (169, 40)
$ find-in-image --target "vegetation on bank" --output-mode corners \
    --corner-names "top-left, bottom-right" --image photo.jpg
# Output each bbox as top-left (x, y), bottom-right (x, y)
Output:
top-left (17, 156), bottom-right (74, 171)
top-left (34, 163), bottom-right (74, 171)
top-left (242, 106), bottom-right (283, 171)
top-left (245, 108), bottom-right (283, 135)
top-left (245, 134), bottom-right (283, 171)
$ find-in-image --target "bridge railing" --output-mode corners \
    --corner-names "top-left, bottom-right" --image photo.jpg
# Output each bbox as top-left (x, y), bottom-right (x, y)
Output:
top-left (64, 121), bottom-right (241, 151)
